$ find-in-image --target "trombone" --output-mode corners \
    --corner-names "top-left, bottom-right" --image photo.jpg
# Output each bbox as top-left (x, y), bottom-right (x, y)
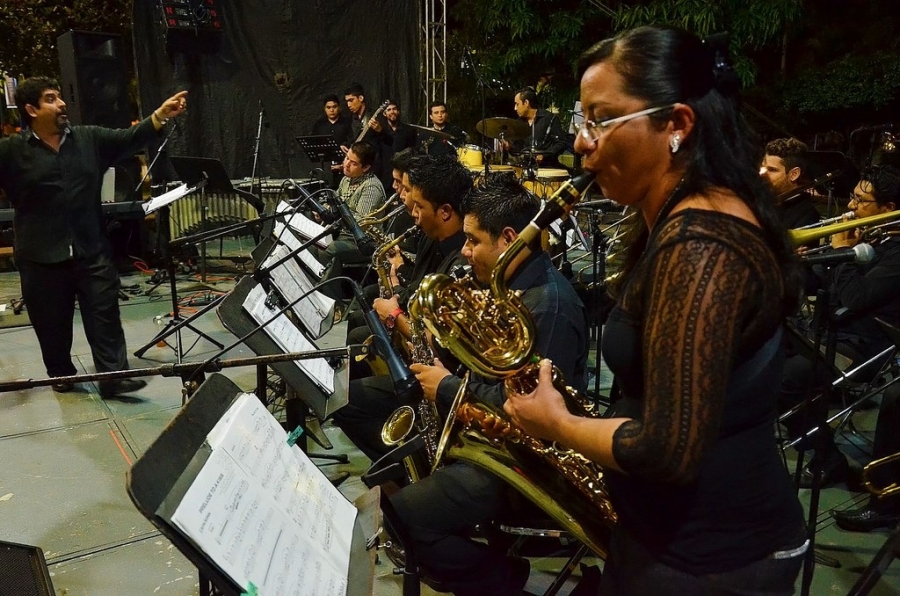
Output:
top-left (789, 209), bottom-right (900, 248)
top-left (862, 451), bottom-right (900, 498)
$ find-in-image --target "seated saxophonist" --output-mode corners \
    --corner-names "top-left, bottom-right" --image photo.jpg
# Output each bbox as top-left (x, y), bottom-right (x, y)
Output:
top-left (344, 148), bottom-right (419, 362)
top-left (330, 154), bottom-right (471, 461)
top-left (311, 140), bottom-right (385, 303)
top-left (390, 175), bottom-right (589, 596)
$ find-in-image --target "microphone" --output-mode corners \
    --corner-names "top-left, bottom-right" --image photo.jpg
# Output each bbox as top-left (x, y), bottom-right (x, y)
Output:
top-left (286, 179), bottom-right (338, 224)
top-left (332, 196), bottom-right (377, 256)
top-left (348, 280), bottom-right (422, 403)
top-left (801, 243), bottom-right (875, 266)
top-left (577, 198), bottom-right (624, 212)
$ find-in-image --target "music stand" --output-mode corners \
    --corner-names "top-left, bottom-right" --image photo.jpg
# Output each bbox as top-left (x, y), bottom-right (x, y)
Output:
top-left (126, 373), bottom-right (377, 596)
top-left (217, 276), bottom-right (348, 422)
top-left (170, 156), bottom-right (264, 281)
top-left (135, 179), bottom-right (225, 362)
top-left (296, 135), bottom-right (346, 178)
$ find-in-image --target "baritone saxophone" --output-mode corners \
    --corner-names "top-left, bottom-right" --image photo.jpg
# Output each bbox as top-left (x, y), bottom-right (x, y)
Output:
top-left (412, 172), bottom-right (615, 557)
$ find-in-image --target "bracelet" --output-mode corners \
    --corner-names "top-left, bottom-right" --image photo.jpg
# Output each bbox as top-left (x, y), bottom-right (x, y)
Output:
top-left (152, 111), bottom-right (168, 126)
top-left (390, 307), bottom-right (404, 320)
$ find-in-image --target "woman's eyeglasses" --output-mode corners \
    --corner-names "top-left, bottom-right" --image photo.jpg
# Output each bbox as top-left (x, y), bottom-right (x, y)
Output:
top-left (578, 104), bottom-right (675, 142)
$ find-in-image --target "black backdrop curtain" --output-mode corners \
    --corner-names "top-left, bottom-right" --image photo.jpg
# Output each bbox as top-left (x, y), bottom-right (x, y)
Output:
top-left (132, 0), bottom-right (421, 181)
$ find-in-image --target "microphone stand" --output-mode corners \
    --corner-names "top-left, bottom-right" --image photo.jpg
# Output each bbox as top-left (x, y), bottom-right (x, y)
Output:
top-left (136, 121), bottom-right (178, 195)
top-left (463, 46), bottom-right (490, 177)
top-left (138, 122), bottom-right (179, 273)
top-left (792, 282), bottom-right (842, 596)
top-left (250, 101), bottom-right (266, 199)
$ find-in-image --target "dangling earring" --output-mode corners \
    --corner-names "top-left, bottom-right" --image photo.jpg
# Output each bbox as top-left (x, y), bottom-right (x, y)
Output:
top-left (670, 133), bottom-right (682, 154)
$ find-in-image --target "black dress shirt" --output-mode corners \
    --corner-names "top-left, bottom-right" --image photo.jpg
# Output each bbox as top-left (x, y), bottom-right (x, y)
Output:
top-left (0, 118), bottom-right (159, 263)
top-left (311, 114), bottom-right (353, 147)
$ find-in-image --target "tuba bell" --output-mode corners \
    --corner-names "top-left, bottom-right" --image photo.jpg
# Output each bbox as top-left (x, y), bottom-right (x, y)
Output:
top-left (412, 173), bottom-right (615, 557)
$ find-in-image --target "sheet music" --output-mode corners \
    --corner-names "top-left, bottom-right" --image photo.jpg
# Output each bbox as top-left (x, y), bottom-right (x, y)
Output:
top-left (276, 201), bottom-right (332, 249)
top-left (142, 183), bottom-right (190, 214)
top-left (263, 243), bottom-right (335, 338)
top-left (242, 283), bottom-right (335, 394)
top-left (172, 393), bottom-right (356, 595)
top-left (273, 218), bottom-right (326, 278)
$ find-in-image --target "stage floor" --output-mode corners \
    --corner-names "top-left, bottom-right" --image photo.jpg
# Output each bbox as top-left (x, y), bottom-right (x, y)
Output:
top-left (0, 261), bottom-right (896, 595)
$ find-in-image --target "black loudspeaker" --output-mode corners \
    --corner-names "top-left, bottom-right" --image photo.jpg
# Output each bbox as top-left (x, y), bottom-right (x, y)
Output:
top-left (0, 540), bottom-right (55, 596)
top-left (57, 31), bottom-right (131, 129)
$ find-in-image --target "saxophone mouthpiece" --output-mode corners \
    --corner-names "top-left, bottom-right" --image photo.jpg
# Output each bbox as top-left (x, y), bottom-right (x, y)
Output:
top-left (533, 172), bottom-right (595, 230)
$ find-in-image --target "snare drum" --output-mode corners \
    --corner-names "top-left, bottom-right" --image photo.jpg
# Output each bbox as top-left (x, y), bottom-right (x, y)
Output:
top-left (457, 144), bottom-right (483, 168)
top-left (523, 168), bottom-right (569, 197)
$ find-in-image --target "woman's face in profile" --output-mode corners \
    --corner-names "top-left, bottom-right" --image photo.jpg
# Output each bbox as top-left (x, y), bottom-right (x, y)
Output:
top-left (575, 61), bottom-right (673, 211)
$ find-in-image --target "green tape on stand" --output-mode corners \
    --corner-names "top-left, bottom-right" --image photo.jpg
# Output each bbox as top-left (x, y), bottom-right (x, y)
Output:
top-left (286, 425), bottom-right (304, 446)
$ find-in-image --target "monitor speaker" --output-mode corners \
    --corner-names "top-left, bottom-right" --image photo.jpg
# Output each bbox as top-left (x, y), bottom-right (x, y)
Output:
top-left (0, 540), bottom-right (55, 596)
top-left (57, 30), bottom-right (131, 129)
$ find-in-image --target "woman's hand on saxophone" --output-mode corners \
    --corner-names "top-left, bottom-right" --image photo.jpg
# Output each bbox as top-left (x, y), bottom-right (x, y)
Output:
top-left (504, 358), bottom-right (569, 441)
top-left (410, 358), bottom-right (452, 402)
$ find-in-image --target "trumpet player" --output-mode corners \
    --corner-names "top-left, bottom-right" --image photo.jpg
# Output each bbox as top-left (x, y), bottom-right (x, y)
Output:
top-left (391, 176), bottom-right (589, 596)
top-left (760, 137), bottom-right (819, 230)
top-left (779, 164), bottom-right (900, 488)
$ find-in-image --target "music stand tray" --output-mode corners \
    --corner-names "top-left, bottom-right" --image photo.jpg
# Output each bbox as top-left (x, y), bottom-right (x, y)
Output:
top-left (127, 373), bottom-right (377, 596)
top-left (296, 135), bottom-right (346, 164)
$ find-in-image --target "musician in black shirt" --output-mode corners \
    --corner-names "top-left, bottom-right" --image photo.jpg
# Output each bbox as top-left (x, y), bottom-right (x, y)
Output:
top-left (0, 77), bottom-right (186, 396)
top-left (418, 101), bottom-right (466, 157)
top-left (310, 94), bottom-right (353, 146)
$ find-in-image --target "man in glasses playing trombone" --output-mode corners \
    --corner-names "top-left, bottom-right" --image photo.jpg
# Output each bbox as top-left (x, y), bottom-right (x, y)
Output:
top-left (779, 165), bottom-right (900, 489)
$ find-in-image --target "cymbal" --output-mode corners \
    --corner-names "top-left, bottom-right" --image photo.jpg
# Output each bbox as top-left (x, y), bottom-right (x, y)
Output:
top-left (476, 117), bottom-right (531, 140)
top-left (409, 123), bottom-right (454, 141)
top-left (515, 148), bottom-right (554, 156)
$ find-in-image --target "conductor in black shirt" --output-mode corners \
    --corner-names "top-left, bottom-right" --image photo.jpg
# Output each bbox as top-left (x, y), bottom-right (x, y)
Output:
top-left (0, 77), bottom-right (186, 396)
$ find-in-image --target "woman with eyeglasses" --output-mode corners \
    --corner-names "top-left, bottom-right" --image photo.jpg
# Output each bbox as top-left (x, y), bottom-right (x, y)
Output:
top-left (504, 26), bottom-right (807, 594)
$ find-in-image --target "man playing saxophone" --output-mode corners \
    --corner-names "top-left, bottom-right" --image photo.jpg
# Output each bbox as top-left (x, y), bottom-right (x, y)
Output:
top-left (390, 176), bottom-right (589, 596)
top-left (330, 154), bottom-right (471, 460)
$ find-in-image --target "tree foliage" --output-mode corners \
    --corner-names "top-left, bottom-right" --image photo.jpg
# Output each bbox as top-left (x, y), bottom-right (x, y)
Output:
top-left (608, 0), bottom-right (804, 87)
top-left (0, 0), bottom-right (133, 79)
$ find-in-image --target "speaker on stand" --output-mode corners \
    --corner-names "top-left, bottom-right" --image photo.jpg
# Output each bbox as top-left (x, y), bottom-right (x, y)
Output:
top-left (57, 30), bottom-right (131, 129)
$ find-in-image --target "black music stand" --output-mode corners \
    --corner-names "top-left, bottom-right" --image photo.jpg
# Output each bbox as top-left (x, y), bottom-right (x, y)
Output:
top-left (135, 180), bottom-right (225, 362)
top-left (127, 373), bottom-right (377, 596)
top-left (217, 275), bottom-right (348, 417)
top-left (296, 135), bottom-right (345, 181)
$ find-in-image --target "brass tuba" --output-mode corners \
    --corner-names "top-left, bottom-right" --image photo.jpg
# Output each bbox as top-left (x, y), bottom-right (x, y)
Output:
top-left (412, 172), bottom-right (615, 557)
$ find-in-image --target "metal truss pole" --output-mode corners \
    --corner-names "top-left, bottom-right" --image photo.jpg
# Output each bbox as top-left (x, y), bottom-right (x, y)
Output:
top-left (421, 0), bottom-right (447, 123)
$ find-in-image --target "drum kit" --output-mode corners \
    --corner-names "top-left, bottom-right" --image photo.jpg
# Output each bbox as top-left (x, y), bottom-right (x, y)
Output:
top-left (411, 116), bottom-right (567, 197)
